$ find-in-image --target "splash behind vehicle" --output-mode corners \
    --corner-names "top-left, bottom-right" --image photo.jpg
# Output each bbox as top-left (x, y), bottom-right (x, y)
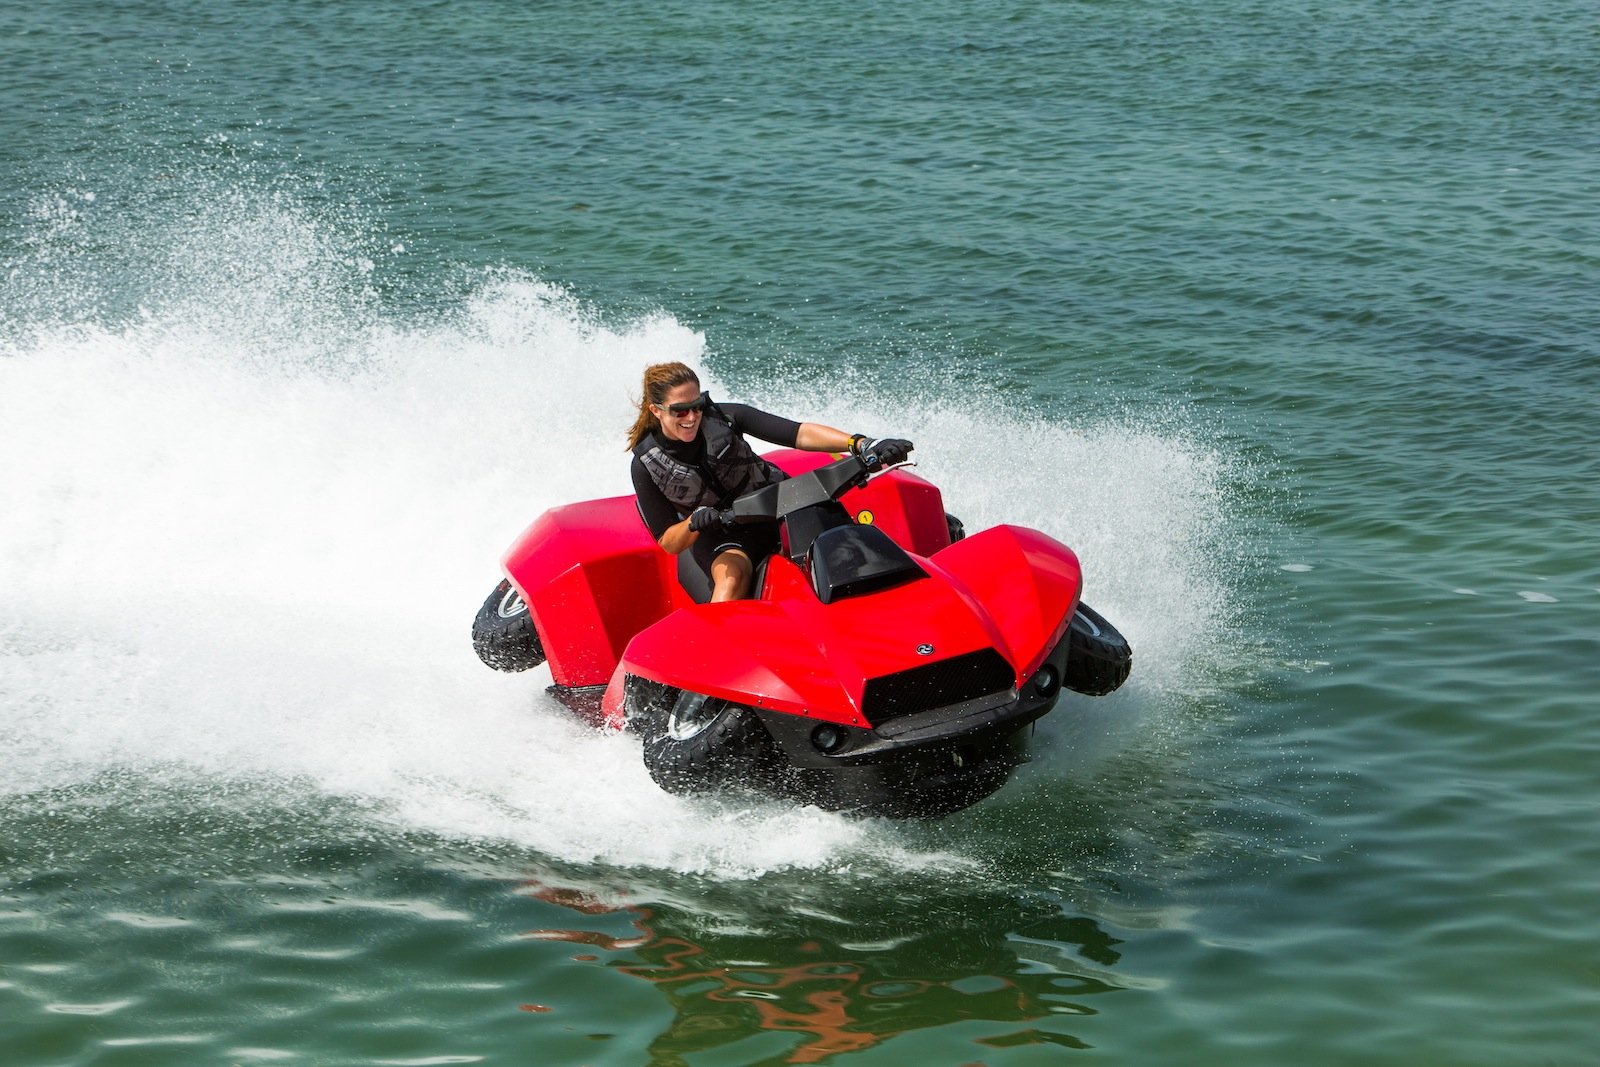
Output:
top-left (472, 448), bottom-right (1130, 817)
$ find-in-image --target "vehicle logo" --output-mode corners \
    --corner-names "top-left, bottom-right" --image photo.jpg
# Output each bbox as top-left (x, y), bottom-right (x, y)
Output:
top-left (856, 510), bottom-right (875, 525)
top-left (916, 644), bottom-right (935, 656)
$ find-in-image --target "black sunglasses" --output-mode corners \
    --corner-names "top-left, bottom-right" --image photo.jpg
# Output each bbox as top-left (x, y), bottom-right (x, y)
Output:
top-left (659, 392), bottom-right (710, 416)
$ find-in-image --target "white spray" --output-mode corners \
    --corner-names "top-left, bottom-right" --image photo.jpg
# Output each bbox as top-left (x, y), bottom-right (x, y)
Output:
top-left (0, 180), bottom-right (1234, 876)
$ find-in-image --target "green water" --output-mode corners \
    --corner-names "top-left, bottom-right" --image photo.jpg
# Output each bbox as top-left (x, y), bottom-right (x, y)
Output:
top-left (3, 1), bottom-right (1597, 1064)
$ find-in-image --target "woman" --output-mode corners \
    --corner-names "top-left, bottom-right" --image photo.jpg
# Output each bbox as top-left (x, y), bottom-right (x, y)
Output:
top-left (627, 362), bottom-right (912, 602)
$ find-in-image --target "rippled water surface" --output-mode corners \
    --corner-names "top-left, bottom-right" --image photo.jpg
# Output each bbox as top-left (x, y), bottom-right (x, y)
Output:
top-left (3, 1), bottom-right (1597, 1064)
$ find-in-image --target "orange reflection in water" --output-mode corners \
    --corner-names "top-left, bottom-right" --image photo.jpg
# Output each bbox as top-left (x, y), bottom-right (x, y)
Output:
top-left (519, 880), bottom-right (1121, 1064)
top-left (624, 935), bottom-right (883, 1062)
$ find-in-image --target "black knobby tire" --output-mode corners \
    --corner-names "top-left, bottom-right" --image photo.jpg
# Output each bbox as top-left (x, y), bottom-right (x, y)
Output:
top-left (471, 579), bottom-right (546, 672)
top-left (1063, 602), bottom-right (1132, 696)
top-left (627, 677), bottom-right (782, 795)
top-left (945, 512), bottom-right (966, 545)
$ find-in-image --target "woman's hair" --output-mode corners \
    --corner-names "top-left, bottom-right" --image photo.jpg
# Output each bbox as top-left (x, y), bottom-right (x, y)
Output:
top-left (625, 361), bottom-right (701, 450)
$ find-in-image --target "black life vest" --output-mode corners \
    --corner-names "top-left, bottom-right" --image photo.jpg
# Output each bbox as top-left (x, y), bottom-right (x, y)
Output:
top-left (632, 403), bottom-right (787, 513)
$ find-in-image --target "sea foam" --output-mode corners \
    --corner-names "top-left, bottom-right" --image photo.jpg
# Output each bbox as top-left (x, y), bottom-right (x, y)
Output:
top-left (2, 178), bottom-right (1236, 876)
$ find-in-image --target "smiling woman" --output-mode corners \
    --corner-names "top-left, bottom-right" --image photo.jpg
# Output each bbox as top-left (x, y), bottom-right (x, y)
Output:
top-left (626, 360), bottom-right (912, 601)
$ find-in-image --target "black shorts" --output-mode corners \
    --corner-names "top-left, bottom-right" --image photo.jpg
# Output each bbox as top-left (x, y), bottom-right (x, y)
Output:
top-left (690, 520), bottom-right (781, 579)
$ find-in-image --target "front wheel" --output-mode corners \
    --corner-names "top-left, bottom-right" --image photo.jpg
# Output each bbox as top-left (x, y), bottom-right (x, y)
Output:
top-left (1063, 602), bottom-right (1132, 696)
top-left (628, 680), bottom-right (781, 795)
top-left (471, 579), bottom-right (545, 672)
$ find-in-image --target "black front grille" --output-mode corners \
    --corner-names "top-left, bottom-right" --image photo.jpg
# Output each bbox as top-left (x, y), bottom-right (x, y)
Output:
top-left (861, 648), bottom-right (1016, 727)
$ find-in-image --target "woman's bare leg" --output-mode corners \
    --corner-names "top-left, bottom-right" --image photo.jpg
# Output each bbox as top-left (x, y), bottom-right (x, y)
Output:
top-left (709, 549), bottom-right (753, 602)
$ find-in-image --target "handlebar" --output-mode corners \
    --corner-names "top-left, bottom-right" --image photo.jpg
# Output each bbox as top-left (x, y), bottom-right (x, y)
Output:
top-left (725, 452), bottom-right (874, 525)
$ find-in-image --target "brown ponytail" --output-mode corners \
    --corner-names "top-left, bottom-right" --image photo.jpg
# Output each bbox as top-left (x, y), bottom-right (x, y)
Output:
top-left (625, 362), bottom-right (701, 450)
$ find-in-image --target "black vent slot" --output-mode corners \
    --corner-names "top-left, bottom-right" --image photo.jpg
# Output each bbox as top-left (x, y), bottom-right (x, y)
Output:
top-left (861, 648), bottom-right (1016, 727)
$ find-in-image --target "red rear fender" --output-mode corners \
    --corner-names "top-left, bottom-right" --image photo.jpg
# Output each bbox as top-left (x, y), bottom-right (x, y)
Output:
top-left (763, 449), bottom-right (952, 556)
top-left (501, 496), bottom-right (685, 687)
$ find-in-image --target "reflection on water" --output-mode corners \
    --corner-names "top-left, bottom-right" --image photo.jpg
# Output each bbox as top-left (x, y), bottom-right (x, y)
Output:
top-left (519, 877), bottom-right (1127, 1063)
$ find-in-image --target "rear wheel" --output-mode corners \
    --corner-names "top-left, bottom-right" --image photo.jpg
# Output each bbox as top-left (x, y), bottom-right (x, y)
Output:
top-left (627, 679), bottom-right (781, 795)
top-left (945, 512), bottom-right (966, 545)
top-left (471, 579), bottom-right (545, 672)
top-left (1063, 602), bottom-right (1132, 696)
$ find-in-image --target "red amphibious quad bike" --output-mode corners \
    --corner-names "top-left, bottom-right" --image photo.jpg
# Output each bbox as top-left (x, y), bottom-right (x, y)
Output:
top-left (472, 448), bottom-right (1130, 817)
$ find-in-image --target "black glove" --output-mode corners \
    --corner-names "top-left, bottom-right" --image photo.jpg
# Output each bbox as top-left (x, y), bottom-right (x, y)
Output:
top-left (854, 436), bottom-right (914, 468)
top-left (688, 506), bottom-right (726, 533)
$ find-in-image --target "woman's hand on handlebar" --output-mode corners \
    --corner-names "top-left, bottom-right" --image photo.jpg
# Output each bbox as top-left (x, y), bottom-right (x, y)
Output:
top-left (688, 506), bottom-right (727, 533)
top-left (853, 436), bottom-right (914, 468)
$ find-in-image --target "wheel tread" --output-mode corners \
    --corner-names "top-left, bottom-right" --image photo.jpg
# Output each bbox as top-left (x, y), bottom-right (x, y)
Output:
top-left (471, 579), bottom-right (546, 672)
top-left (1063, 602), bottom-right (1132, 696)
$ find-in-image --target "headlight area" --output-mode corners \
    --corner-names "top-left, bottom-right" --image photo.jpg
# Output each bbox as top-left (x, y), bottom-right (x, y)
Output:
top-left (754, 632), bottom-right (1073, 770)
top-left (1019, 629), bottom-right (1073, 712)
top-left (810, 722), bottom-right (850, 754)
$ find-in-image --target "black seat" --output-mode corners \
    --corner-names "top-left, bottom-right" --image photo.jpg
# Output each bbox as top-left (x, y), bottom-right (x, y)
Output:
top-left (677, 546), bottom-right (774, 604)
top-left (638, 499), bottom-right (777, 604)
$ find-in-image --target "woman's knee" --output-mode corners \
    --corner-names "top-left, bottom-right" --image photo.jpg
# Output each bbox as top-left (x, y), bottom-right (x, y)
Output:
top-left (709, 550), bottom-right (753, 601)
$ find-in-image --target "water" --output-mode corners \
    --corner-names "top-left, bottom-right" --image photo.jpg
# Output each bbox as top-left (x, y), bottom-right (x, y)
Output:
top-left (2, 1), bottom-right (1597, 1063)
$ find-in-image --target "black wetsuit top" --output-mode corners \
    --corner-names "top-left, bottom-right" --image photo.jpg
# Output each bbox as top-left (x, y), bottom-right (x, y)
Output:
top-left (630, 403), bottom-right (801, 540)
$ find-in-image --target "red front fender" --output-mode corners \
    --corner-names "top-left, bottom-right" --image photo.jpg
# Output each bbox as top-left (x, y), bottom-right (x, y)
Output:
top-left (927, 525), bottom-right (1082, 679)
top-left (618, 601), bottom-right (856, 723)
top-left (613, 551), bottom-right (1024, 729)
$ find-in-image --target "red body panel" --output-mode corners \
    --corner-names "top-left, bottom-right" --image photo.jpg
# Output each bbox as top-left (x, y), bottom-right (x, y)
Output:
top-left (500, 450), bottom-right (1082, 732)
top-left (764, 449), bottom-right (952, 558)
top-left (500, 496), bottom-right (690, 688)
top-left (923, 525), bottom-right (1083, 680)
top-left (618, 554), bottom-right (1008, 728)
